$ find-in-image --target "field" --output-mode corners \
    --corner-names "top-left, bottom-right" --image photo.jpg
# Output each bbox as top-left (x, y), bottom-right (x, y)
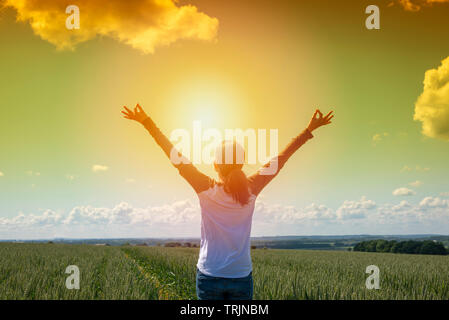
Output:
top-left (1, 243), bottom-right (448, 300)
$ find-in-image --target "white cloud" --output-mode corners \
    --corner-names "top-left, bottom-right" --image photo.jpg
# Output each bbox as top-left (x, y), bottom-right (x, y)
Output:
top-left (414, 56), bottom-right (449, 141)
top-left (2, 196), bottom-right (449, 239)
top-left (254, 201), bottom-right (335, 224)
top-left (92, 165), bottom-right (108, 172)
top-left (0, 200), bottom-right (201, 239)
top-left (419, 196), bottom-right (449, 209)
top-left (409, 180), bottom-right (422, 187)
top-left (440, 192), bottom-right (449, 197)
top-left (61, 200), bottom-right (200, 227)
top-left (0, 210), bottom-right (63, 227)
top-left (393, 187), bottom-right (416, 196)
top-left (391, 200), bottom-right (412, 212)
top-left (336, 196), bottom-right (376, 220)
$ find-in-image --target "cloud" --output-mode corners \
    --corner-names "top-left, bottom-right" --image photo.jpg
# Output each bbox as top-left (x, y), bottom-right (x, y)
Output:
top-left (0, 210), bottom-right (63, 228)
top-left (416, 165), bottom-right (431, 172)
top-left (391, 0), bottom-right (449, 11)
top-left (336, 196), bottom-right (376, 219)
top-left (409, 180), bottom-right (422, 187)
top-left (419, 196), bottom-right (449, 209)
top-left (4, 0), bottom-right (219, 54)
top-left (401, 165), bottom-right (430, 172)
top-left (66, 174), bottom-right (76, 180)
top-left (253, 201), bottom-right (336, 224)
top-left (390, 200), bottom-right (412, 211)
top-left (414, 56), bottom-right (449, 141)
top-left (92, 164), bottom-right (108, 172)
top-left (26, 170), bottom-right (41, 176)
top-left (0, 200), bottom-right (201, 238)
top-left (0, 171), bottom-right (4, 177)
top-left (440, 192), bottom-right (449, 197)
top-left (62, 200), bottom-right (200, 226)
top-left (393, 187), bottom-right (416, 196)
top-left (372, 132), bottom-right (389, 145)
top-left (2, 195), bottom-right (449, 238)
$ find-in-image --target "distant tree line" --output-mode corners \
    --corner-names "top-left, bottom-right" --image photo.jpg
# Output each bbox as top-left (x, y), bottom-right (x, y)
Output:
top-left (163, 242), bottom-right (257, 249)
top-left (251, 241), bottom-right (333, 250)
top-left (164, 242), bottom-right (199, 248)
top-left (353, 240), bottom-right (448, 255)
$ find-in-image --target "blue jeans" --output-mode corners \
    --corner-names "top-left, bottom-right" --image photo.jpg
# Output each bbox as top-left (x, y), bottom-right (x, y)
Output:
top-left (196, 268), bottom-right (253, 300)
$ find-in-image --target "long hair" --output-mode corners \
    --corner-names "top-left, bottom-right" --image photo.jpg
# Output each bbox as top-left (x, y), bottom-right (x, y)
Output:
top-left (214, 140), bottom-right (251, 206)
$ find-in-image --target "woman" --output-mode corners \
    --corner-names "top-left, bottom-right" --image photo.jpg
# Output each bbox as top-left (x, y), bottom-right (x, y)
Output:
top-left (121, 104), bottom-right (333, 300)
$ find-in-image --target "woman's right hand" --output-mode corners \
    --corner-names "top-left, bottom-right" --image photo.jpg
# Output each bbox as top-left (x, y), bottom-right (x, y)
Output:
top-left (121, 104), bottom-right (149, 124)
top-left (307, 109), bottom-right (333, 132)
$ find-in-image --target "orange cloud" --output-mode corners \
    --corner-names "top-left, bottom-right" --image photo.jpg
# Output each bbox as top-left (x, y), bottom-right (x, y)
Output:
top-left (391, 0), bottom-right (449, 11)
top-left (4, 0), bottom-right (219, 53)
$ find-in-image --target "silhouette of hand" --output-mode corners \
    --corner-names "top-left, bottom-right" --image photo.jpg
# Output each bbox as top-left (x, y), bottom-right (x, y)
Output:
top-left (307, 109), bottom-right (333, 132)
top-left (121, 104), bottom-right (149, 124)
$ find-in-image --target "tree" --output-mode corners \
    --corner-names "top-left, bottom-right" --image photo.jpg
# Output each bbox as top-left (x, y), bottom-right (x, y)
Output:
top-left (375, 240), bottom-right (389, 253)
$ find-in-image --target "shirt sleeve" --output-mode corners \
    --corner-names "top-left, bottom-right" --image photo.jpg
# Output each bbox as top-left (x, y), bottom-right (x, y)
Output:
top-left (247, 128), bottom-right (314, 196)
top-left (141, 117), bottom-right (214, 194)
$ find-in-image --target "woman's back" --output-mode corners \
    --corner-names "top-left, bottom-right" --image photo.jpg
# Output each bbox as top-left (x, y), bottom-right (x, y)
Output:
top-left (197, 184), bottom-right (257, 278)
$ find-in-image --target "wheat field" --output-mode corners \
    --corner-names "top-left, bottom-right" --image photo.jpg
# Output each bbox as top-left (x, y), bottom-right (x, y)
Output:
top-left (1, 243), bottom-right (448, 300)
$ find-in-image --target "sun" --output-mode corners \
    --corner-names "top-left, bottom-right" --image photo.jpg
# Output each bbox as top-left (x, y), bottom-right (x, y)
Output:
top-left (167, 75), bottom-right (248, 129)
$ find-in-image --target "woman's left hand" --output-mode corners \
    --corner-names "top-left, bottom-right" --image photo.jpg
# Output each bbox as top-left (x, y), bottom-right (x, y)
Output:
top-left (307, 109), bottom-right (333, 132)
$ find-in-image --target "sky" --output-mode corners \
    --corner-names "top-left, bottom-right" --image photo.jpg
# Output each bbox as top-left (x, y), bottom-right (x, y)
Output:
top-left (0, 0), bottom-right (449, 239)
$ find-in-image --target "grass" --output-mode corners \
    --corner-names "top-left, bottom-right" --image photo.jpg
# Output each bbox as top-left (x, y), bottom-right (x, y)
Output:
top-left (1, 243), bottom-right (448, 299)
top-left (0, 243), bottom-right (157, 299)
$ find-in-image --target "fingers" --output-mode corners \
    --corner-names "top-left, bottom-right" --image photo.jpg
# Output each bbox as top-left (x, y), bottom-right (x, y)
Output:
top-left (136, 104), bottom-right (144, 112)
top-left (123, 106), bottom-right (134, 115)
top-left (317, 110), bottom-right (323, 118)
top-left (324, 111), bottom-right (333, 119)
top-left (321, 110), bottom-right (334, 124)
top-left (313, 110), bottom-right (319, 118)
top-left (121, 110), bottom-right (133, 120)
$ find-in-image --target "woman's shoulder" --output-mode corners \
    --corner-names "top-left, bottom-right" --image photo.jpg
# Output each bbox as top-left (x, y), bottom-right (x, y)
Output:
top-left (198, 183), bottom-right (256, 206)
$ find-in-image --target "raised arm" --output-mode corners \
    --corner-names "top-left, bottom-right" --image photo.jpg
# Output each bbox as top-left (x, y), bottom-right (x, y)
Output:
top-left (122, 104), bottom-right (214, 194)
top-left (248, 109), bottom-right (333, 196)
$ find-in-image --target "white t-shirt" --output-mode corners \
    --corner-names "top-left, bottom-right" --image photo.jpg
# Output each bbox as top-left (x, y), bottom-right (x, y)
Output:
top-left (196, 184), bottom-right (257, 278)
